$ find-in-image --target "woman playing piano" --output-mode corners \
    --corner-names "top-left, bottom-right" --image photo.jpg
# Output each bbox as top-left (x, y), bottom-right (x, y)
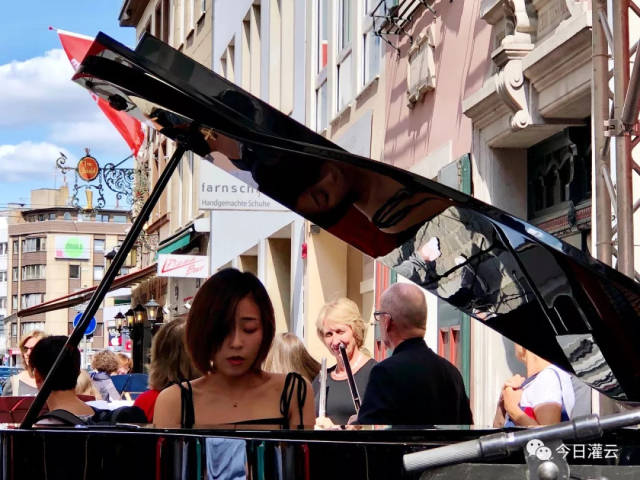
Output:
top-left (153, 268), bottom-right (314, 429)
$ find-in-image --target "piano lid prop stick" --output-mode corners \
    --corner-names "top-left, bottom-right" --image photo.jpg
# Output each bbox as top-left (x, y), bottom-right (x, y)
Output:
top-left (339, 343), bottom-right (361, 413)
top-left (319, 357), bottom-right (327, 418)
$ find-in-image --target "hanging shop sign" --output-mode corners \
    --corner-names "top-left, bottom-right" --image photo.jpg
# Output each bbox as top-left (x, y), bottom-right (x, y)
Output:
top-left (55, 235), bottom-right (91, 259)
top-left (157, 254), bottom-right (209, 278)
top-left (199, 161), bottom-right (288, 211)
top-left (77, 154), bottom-right (100, 181)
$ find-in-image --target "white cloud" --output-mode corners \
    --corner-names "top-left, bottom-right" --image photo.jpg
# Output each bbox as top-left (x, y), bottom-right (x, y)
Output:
top-left (0, 49), bottom-right (96, 127)
top-left (0, 141), bottom-right (72, 183)
top-left (48, 111), bottom-right (131, 153)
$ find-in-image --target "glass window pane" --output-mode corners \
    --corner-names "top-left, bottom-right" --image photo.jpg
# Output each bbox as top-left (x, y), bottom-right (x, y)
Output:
top-left (317, 0), bottom-right (328, 71)
top-left (364, 31), bottom-right (380, 85)
top-left (340, 0), bottom-right (351, 49)
top-left (337, 53), bottom-right (352, 111)
top-left (316, 82), bottom-right (327, 131)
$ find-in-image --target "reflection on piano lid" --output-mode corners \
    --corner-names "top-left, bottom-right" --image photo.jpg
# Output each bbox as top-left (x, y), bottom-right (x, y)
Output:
top-left (70, 32), bottom-right (640, 403)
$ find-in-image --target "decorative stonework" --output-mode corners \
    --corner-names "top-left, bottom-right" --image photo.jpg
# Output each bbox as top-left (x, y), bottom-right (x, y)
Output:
top-left (406, 24), bottom-right (437, 107)
top-left (502, 0), bottom-right (537, 47)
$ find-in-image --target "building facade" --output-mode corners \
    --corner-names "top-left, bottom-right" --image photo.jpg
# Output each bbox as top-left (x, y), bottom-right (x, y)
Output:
top-left (0, 212), bottom-right (8, 357)
top-left (5, 187), bottom-right (132, 361)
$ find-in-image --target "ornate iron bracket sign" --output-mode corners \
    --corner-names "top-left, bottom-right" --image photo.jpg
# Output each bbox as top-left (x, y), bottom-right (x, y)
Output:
top-left (56, 148), bottom-right (137, 210)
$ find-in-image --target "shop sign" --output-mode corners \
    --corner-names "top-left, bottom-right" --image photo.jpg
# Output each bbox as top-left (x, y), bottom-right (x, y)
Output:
top-left (199, 161), bottom-right (288, 211)
top-left (157, 254), bottom-right (209, 278)
top-left (55, 235), bottom-right (90, 259)
top-left (77, 155), bottom-right (100, 181)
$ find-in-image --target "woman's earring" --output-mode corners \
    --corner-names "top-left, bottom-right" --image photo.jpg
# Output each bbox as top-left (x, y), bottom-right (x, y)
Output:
top-left (209, 359), bottom-right (214, 372)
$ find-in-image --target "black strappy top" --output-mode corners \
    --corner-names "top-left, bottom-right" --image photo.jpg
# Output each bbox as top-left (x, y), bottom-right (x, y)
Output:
top-left (177, 372), bottom-right (307, 429)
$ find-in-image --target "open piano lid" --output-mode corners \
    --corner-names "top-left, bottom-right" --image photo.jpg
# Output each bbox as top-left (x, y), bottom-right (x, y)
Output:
top-left (75, 32), bottom-right (640, 403)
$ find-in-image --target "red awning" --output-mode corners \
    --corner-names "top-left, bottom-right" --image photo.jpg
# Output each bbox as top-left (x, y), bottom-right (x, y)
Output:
top-left (17, 264), bottom-right (157, 318)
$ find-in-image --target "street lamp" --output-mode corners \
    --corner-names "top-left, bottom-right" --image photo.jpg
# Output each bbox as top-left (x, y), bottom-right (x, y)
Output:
top-left (124, 308), bottom-right (135, 328)
top-left (144, 298), bottom-right (160, 324)
top-left (114, 311), bottom-right (126, 333)
top-left (134, 304), bottom-right (146, 324)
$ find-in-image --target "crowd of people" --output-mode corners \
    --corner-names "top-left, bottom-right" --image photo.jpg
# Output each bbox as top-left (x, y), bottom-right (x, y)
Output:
top-left (1, 267), bottom-right (579, 429)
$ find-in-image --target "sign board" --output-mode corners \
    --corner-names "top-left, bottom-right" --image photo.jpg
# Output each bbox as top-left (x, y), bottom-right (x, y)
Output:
top-left (199, 161), bottom-right (288, 211)
top-left (55, 235), bottom-right (90, 259)
top-left (73, 312), bottom-right (97, 336)
top-left (77, 155), bottom-right (100, 181)
top-left (157, 254), bottom-right (209, 278)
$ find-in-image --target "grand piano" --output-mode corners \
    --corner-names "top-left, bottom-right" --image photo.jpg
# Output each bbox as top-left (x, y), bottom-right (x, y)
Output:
top-left (4, 32), bottom-right (640, 479)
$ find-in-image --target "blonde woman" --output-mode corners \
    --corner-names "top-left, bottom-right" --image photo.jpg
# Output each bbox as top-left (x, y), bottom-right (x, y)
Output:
top-left (134, 318), bottom-right (200, 422)
top-left (264, 332), bottom-right (321, 382)
top-left (314, 298), bottom-right (375, 426)
top-left (2, 330), bottom-right (46, 396)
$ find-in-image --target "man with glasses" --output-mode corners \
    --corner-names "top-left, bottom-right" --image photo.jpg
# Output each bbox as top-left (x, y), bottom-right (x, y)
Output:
top-left (357, 283), bottom-right (472, 426)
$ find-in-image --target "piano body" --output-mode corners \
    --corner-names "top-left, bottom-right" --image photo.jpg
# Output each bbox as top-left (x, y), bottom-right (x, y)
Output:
top-left (3, 32), bottom-right (640, 479)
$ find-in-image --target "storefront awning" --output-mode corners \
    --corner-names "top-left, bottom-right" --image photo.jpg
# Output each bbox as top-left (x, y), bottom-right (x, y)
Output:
top-left (156, 224), bottom-right (194, 256)
top-left (17, 264), bottom-right (157, 318)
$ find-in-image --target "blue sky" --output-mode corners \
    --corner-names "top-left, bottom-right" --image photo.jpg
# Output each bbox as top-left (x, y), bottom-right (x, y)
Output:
top-left (0, 2), bottom-right (136, 209)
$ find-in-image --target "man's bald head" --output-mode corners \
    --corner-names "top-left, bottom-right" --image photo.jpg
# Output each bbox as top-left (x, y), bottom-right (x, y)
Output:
top-left (380, 283), bottom-right (427, 332)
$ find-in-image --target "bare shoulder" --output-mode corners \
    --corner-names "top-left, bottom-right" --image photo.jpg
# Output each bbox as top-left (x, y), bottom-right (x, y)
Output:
top-left (153, 384), bottom-right (182, 427)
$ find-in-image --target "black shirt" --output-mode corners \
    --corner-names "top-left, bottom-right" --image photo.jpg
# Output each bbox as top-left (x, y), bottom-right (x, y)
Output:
top-left (312, 358), bottom-right (376, 425)
top-left (357, 338), bottom-right (473, 426)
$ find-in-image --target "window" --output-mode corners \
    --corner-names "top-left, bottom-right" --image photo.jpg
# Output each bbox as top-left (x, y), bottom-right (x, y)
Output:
top-left (339, 0), bottom-right (351, 50)
top-left (20, 293), bottom-right (45, 309)
top-left (97, 214), bottom-right (109, 222)
top-left (336, 0), bottom-right (353, 112)
top-left (113, 215), bottom-right (127, 223)
top-left (0, 271), bottom-right (6, 282)
top-left (11, 322), bottom-right (17, 337)
top-left (22, 237), bottom-right (46, 253)
top-left (49, 213), bottom-right (56, 220)
top-left (69, 265), bottom-right (80, 279)
top-left (21, 321), bottom-right (45, 336)
top-left (78, 213), bottom-right (92, 222)
top-left (316, 81), bottom-right (328, 131)
top-left (0, 297), bottom-right (6, 309)
top-left (362, 0), bottom-right (381, 88)
top-left (12, 268), bottom-right (18, 282)
top-left (22, 264), bottom-right (46, 280)
top-left (37, 214), bottom-right (45, 222)
top-left (94, 238), bottom-right (105, 252)
top-left (0, 242), bottom-right (7, 255)
top-left (337, 55), bottom-right (352, 111)
top-left (63, 212), bottom-right (72, 220)
top-left (317, 0), bottom-right (328, 72)
top-left (119, 266), bottom-right (130, 276)
top-left (93, 265), bottom-right (104, 281)
top-left (11, 296), bottom-right (17, 310)
top-left (12, 240), bottom-right (18, 253)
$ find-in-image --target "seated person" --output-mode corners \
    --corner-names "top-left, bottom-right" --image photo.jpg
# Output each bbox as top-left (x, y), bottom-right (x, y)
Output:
top-left (90, 350), bottom-right (121, 402)
top-left (30, 336), bottom-right (95, 424)
top-left (153, 268), bottom-right (315, 428)
top-left (2, 330), bottom-right (46, 396)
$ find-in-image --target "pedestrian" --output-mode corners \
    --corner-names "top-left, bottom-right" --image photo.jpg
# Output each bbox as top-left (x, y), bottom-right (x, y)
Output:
top-left (494, 344), bottom-right (575, 427)
top-left (357, 282), bottom-right (473, 425)
top-left (313, 298), bottom-right (375, 427)
top-left (263, 332), bottom-right (321, 382)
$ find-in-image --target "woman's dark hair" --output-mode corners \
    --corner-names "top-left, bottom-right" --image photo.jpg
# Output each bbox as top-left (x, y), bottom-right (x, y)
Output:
top-left (186, 268), bottom-right (275, 374)
top-left (30, 336), bottom-right (80, 391)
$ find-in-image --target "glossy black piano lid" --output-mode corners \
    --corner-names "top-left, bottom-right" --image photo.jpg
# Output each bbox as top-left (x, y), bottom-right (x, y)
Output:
top-left (73, 32), bottom-right (640, 402)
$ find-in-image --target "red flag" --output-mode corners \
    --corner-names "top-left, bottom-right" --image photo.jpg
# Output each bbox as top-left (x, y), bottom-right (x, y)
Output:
top-left (54, 28), bottom-right (144, 156)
